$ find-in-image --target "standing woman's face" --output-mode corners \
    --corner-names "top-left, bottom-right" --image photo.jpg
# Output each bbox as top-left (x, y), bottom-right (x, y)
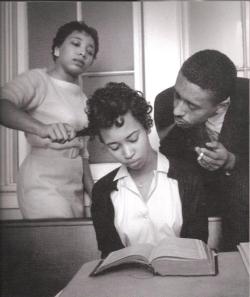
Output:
top-left (54, 30), bottom-right (95, 77)
top-left (100, 112), bottom-right (151, 171)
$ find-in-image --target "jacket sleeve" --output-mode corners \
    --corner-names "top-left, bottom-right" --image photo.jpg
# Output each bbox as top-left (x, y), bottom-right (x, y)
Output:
top-left (179, 171), bottom-right (209, 243)
top-left (221, 77), bottom-right (249, 174)
top-left (91, 176), bottom-right (124, 259)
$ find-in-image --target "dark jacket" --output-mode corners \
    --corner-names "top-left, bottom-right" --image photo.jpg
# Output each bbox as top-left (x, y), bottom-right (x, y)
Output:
top-left (91, 158), bottom-right (208, 258)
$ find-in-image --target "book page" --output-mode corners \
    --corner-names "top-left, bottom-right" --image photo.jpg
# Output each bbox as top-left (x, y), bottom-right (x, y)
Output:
top-left (237, 242), bottom-right (250, 275)
top-left (149, 237), bottom-right (207, 262)
top-left (99, 243), bottom-right (153, 270)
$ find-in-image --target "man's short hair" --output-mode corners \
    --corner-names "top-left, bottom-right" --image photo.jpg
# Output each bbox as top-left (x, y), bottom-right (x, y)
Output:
top-left (180, 49), bottom-right (237, 103)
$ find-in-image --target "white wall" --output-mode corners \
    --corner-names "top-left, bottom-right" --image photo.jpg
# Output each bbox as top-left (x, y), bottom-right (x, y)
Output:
top-left (143, 1), bottom-right (183, 150)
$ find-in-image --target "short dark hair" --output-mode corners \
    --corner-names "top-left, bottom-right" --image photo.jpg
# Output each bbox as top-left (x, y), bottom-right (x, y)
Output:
top-left (51, 21), bottom-right (99, 61)
top-left (180, 49), bottom-right (237, 103)
top-left (87, 82), bottom-right (153, 139)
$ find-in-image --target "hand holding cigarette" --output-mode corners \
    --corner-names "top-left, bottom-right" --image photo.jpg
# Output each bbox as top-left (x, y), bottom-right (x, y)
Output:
top-left (195, 141), bottom-right (235, 171)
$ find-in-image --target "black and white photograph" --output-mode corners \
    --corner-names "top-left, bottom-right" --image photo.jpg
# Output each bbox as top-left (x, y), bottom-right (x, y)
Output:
top-left (0, 1), bottom-right (249, 297)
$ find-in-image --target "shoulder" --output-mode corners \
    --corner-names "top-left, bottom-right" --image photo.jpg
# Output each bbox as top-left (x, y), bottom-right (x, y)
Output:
top-left (155, 87), bottom-right (175, 106)
top-left (28, 68), bottom-right (50, 85)
top-left (92, 167), bottom-right (120, 200)
top-left (230, 77), bottom-right (249, 119)
top-left (11, 68), bottom-right (49, 91)
top-left (235, 77), bottom-right (249, 94)
top-left (231, 77), bottom-right (249, 103)
top-left (154, 87), bottom-right (175, 127)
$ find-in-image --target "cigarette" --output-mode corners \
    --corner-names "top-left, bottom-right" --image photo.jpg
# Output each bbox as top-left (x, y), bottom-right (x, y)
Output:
top-left (197, 152), bottom-right (204, 161)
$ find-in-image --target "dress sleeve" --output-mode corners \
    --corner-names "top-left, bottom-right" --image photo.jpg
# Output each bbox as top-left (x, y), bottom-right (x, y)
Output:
top-left (0, 69), bottom-right (47, 111)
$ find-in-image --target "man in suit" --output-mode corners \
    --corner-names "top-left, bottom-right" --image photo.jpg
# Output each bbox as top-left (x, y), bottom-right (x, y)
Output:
top-left (154, 49), bottom-right (249, 251)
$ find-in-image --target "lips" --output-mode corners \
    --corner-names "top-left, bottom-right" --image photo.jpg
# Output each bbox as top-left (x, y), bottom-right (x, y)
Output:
top-left (174, 118), bottom-right (190, 128)
top-left (73, 59), bottom-right (85, 68)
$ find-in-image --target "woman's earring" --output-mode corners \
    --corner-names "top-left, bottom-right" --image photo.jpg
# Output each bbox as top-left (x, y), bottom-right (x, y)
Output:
top-left (54, 48), bottom-right (59, 57)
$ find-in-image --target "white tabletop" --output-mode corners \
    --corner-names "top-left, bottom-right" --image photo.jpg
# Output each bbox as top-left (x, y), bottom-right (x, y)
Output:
top-left (58, 252), bottom-right (249, 297)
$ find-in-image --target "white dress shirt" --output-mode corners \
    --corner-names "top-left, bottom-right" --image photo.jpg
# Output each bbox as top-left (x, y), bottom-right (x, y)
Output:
top-left (205, 97), bottom-right (230, 141)
top-left (111, 152), bottom-right (183, 247)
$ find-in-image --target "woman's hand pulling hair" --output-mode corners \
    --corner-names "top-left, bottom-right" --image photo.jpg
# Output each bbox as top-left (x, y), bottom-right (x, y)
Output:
top-left (41, 122), bottom-right (77, 143)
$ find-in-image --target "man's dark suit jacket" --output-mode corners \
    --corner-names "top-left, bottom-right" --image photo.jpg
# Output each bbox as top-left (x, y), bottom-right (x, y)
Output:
top-left (91, 158), bottom-right (208, 259)
top-left (154, 77), bottom-right (249, 250)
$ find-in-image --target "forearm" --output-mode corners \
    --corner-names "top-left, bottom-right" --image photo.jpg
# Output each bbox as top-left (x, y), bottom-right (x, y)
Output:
top-left (0, 99), bottom-right (43, 136)
top-left (82, 158), bottom-right (94, 197)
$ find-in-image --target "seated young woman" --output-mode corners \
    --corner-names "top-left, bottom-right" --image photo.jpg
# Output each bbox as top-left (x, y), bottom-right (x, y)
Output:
top-left (87, 82), bottom-right (208, 259)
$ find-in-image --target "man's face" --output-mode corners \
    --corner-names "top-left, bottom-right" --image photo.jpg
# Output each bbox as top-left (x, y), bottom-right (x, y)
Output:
top-left (173, 72), bottom-right (219, 128)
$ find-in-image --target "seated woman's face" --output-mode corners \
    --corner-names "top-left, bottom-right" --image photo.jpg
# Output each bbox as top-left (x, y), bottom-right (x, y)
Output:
top-left (100, 111), bottom-right (151, 170)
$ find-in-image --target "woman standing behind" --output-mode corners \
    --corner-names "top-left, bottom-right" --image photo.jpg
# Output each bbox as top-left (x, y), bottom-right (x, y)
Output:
top-left (87, 82), bottom-right (208, 259)
top-left (0, 21), bottom-right (98, 219)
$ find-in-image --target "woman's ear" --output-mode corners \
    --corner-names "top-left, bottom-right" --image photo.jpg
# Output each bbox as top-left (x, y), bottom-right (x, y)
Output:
top-left (54, 47), bottom-right (60, 57)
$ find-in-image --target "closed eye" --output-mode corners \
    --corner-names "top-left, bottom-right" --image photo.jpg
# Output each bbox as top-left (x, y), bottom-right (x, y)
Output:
top-left (128, 134), bottom-right (138, 143)
top-left (108, 143), bottom-right (120, 151)
top-left (187, 102), bottom-right (199, 111)
top-left (71, 39), bottom-right (81, 47)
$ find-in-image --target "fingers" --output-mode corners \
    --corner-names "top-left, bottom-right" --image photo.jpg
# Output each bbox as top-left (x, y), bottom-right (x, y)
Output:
top-left (64, 123), bottom-right (77, 140)
top-left (198, 154), bottom-right (221, 171)
top-left (45, 123), bottom-right (76, 143)
top-left (195, 143), bottom-right (228, 171)
top-left (205, 141), bottom-right (219, 150)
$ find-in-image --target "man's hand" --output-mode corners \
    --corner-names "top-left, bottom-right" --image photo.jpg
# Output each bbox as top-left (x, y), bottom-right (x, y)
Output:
top-left (195, 141), bottom-right (236, 171)
top-left (40, 123), bottom-right (76, 143)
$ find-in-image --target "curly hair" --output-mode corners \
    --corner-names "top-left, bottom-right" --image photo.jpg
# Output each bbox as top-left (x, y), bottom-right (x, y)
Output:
top-left (87, 82), bottom-right (153, 138)
top-left (181, 49), bottom-right (237, 103)
top-left (51, 21), bottom-right (99, 61)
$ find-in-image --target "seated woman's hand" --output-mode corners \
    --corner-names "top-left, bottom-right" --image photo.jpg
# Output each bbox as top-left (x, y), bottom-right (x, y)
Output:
top-left (41, 122), bottom-right (77, 143)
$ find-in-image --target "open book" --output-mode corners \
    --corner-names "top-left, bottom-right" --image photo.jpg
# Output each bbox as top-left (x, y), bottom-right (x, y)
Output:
top-left (90, 237), bottom-right (217, 276)
top-left (237, 242), bottom-right (250, 275)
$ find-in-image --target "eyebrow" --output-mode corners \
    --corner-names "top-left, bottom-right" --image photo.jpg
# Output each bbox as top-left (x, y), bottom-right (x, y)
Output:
top-left (174, 89), bottom-right (200, 108)
top-left (106, 130), bottom-right (139, 146)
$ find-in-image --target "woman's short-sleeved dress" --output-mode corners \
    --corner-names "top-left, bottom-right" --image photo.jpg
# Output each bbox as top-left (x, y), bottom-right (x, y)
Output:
top-left (1, 68), bottom-right (89, 219)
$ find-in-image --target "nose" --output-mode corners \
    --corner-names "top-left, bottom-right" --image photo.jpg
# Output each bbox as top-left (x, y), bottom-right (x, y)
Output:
top-left (123, 144), bottom-right (134, 160)
top-left (79, 49), bottom-right (86, 59)
top-left (173, 99), bottom-right (186, 117)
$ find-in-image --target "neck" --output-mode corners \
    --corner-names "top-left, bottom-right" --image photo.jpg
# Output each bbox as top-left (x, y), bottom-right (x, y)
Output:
top-left (48, 67), bottom-right (78, 84)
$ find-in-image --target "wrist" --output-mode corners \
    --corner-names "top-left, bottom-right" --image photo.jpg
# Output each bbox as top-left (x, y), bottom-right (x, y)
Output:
top-left (81, 148), bottom-right (89, 159)
top-left (34, 121), bottom-right (47, 138)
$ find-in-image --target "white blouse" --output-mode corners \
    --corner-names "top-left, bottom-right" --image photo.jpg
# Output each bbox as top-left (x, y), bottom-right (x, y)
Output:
top-left (111, 152), bottom-right (183, 247)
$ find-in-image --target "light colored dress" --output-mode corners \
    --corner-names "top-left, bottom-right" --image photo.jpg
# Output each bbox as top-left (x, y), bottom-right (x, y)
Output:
top-left (1, 68), bottom-right (89, 219)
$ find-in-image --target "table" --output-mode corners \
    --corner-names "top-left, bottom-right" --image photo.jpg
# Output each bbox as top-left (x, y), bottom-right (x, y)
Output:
top-left (58, 252), bottom-right (249, 297)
